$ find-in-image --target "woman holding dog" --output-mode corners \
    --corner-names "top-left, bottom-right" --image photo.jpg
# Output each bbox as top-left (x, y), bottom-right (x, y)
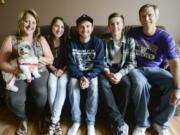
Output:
top-left (0, 9), bottom-right (53, 135)
top-left (46, 16), bottom-right (69, 135)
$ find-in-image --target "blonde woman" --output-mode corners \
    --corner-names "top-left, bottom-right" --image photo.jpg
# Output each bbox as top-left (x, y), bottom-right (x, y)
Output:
top-left (0, 9), bottom-right (53, 135)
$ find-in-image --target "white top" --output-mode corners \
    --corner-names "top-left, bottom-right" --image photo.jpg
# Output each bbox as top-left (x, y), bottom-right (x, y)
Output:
top-left (112, 40), bottom-right (122, 64)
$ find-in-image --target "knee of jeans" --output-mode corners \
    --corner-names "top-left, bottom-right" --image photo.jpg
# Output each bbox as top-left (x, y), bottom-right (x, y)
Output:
top-left (69, 78), bottom-right (79, 88)
top-left (91, 77), bottom-right (98, 83)
top-left (34, 87), bottom-right (47, 99)
top-left (59, 72), bottom-right (68, 81)
top-left (68, 79), bottom-right (80, 96)
top-left (90, 78), bottom-right (98, 89)
top-left (58, 77), bottom-right (68, 87)
top-left (99, 78), bottom-right (110, 88)
top-left (132, 81), bottom-right (151, 97)
top-left (121, 79), bottom-right (131, 90)
top-left (7, 96), bottom-right (26, 109)
top-left (48, 83), bottom-right (56, 91)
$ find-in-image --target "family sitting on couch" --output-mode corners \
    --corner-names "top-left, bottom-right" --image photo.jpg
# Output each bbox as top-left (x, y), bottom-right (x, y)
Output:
top-left (0, 3), bottom-right (180, 135)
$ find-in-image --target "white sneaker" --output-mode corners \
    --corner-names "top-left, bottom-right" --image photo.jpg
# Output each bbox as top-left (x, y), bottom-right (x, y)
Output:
top-left (87, 125), bottom-right (96, 135)
top-left (153, 123), bottom-right (170, 135)
top-left (111, 122), bottom-right (129, 135)
top-left (132, 126), bottom-right (146, 135)
top-left (67, 123), bottom-right (80, 135)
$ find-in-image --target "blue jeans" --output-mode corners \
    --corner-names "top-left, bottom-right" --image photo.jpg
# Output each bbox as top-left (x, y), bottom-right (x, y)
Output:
top-left (48, 71), bottom-right (68, 122)
top-left (68, 77), bottom-right (98, 125)
top-left (99, 73), bottom-right (131, 127)
top-left (129, 67), bottom-right (176, 128)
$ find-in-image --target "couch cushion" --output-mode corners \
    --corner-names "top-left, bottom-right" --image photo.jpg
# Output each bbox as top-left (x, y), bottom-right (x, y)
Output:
top-left (40, 25), bottom-right (51, 36)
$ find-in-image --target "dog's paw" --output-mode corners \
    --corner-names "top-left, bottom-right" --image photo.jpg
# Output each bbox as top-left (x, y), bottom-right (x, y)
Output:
top-left (34, 73), bottom-right (41, 78)
top-left (6, 85), bottom-right (18, 92)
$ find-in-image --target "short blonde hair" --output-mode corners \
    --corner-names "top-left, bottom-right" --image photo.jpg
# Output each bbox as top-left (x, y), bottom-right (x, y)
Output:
top-left (15, 9), bottom-right (40, 38)
top-left (139, 4), bottom-right (159, 18)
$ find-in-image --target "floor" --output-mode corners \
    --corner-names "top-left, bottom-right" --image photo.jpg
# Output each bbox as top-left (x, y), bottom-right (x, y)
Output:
top-left (0, 106), bottom-right (180, 135)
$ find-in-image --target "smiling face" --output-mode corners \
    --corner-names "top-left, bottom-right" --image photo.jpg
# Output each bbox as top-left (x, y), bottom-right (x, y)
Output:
top-left (77, 21), bottom-right (93, 42)
top-left (139, 7), bottom-right (158, 29)
top-left (109, 17), bottom-right (124, 37)
top-left (52, 19), bottom-right (65, 38)
top-left (22, 13), bottom-right (37, 36)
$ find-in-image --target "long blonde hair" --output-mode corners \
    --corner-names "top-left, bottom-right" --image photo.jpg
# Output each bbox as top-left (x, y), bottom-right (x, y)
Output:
top-left (15, 9), bottom-right (40, 39)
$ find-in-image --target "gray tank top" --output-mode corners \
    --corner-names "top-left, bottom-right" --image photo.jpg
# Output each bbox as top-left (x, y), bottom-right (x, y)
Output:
top-left (10, 35), bottom-right (47, 73)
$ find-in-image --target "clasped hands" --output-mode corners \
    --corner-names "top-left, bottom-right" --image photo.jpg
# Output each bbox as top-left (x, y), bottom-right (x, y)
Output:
top-left (105, 71), bottom-right (122, 84)
top-left (80, 76), bottom-right (89, 90)
top-left (54, 69), bottom-right (64, 77)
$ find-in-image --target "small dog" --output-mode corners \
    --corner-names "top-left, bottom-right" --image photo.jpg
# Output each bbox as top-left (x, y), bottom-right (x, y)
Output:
top-left (2, 41), bottom-right (41, 92)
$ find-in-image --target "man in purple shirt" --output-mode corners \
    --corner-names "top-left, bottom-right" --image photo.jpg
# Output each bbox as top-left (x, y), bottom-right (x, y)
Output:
top-left (129, 4), bottom-right (180, 135)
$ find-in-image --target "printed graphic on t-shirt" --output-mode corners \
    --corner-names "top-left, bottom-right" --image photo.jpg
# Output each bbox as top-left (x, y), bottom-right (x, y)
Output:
top-left (136, 40), bottom-right (158, 60)
top-left (72, 49), bottom-right (96, 71)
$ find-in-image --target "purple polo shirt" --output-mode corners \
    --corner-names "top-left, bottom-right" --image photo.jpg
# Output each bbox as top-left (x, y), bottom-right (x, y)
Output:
top-left (129, 27), bottom-right (178, 67)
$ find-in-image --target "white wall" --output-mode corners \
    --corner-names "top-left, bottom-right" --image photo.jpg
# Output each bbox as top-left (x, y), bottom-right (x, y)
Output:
top-left (0, 0), bottom-right (180, 44)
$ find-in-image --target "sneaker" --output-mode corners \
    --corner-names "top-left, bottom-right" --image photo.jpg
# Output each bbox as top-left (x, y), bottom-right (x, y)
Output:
top-left (132, 126), bottom-right (146, 135)
top-left (153, 123), bottom-right (170, 135)
top-left (67, 123), bottom-right (80, 135)
top-left (87, 125), bottom-right (96, 135)
top-left (111, 122), bottom-right (129, 135)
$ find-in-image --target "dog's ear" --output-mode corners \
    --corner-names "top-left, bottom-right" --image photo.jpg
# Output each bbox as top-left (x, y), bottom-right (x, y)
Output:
top-left (26, 45), bottom-right (31, 50)
top-left (17, 42), bottom-right (22, 56)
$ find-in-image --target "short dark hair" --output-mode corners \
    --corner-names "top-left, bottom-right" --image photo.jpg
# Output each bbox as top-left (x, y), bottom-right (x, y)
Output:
top-left (76, 14), bottom-right (93, 26)
top-left (139, 4), bottom-right (159, 18)
top-left (108, 12), bottom-right (125, 26)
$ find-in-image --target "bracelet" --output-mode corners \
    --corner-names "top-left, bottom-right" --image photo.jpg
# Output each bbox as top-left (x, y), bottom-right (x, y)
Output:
top-left (175, 87), bottom-right (180, 90)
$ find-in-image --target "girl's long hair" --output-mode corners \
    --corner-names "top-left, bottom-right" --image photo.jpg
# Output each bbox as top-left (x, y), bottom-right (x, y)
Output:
top-left (48, 17), bottom-right (69, 67)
